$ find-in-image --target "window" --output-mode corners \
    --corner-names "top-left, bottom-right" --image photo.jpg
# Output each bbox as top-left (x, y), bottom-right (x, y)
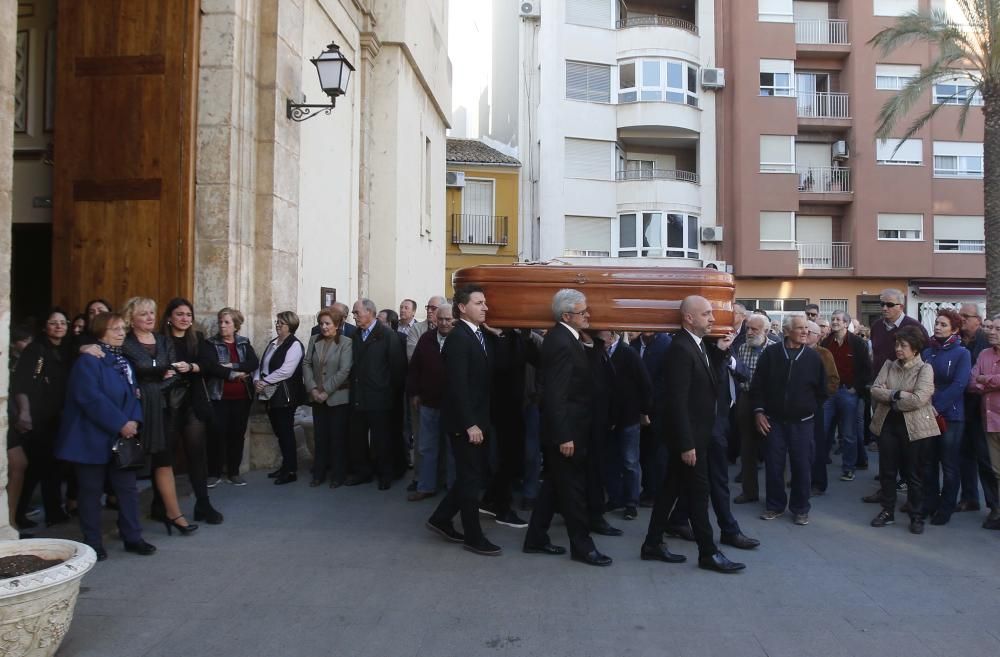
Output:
top-left (618, 58), bottom-right (698, 106)
top-left (933, 74), bottom-right (983, 106)
top-left (876, 138), bottom-right (923, 165)
top-left (736, 298), bottom-right (808, 328)
top-left (820, 299), bottom-right (849, 316)
top-left (615, 212), bottom-right (699, 259)
top-left (933, 141), bottom-right (983, 178)
top-left (565, 138), bottom-right (614, 179)
top-left (874, 0), bottom-right (918, 17)
top-left (459, 178), bottom-right (496, 244)
top-left (564, 215), bottom-right (612, 257)
top-left (566, 61), bottom-right (611, 102)
top-left (875, 64), bottom-right (919, 90)
top-left (760, 59), bottom-right (795, 96)
top-left (934, 215), bottom-right (984, 253)
top-left (760, 135), bottom-right (795, 173)
top-left (760, 211), bottom-right (796, 250)
top-left (877, 213), bottom-right (923, 240)
top-left (566, 0), bottom-right (613, 28)
top-left (624, 159), bottom-right (654, 178)
top-left (759, 0), bottom-right (793, 22)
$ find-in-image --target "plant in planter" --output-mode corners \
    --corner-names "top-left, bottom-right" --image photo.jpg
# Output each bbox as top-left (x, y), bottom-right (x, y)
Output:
top-left (0, 539), bottom-right (96, 657)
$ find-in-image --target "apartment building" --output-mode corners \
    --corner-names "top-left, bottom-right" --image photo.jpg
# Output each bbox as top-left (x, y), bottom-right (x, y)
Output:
top-left (718, 0), bottom-right (986, 327)
top-left (504, 0), bottom-right (722, 267)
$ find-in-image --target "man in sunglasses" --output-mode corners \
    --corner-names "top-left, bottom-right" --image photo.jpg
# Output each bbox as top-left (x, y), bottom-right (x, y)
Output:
top-left (869, 289), bottom-right (928, 376)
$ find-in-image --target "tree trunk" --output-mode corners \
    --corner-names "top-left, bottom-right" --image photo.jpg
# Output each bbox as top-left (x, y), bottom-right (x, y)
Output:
top-left (983, 87), bottom-right (1000, 317)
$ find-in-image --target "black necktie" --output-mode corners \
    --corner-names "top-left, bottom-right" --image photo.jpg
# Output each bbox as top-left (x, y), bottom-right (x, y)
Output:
top-left (699, 340), bottom-right (715, 382)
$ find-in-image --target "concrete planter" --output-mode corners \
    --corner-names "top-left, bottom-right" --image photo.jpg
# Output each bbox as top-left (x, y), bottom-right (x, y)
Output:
top-left (0, 539), bottom-right (97, 657)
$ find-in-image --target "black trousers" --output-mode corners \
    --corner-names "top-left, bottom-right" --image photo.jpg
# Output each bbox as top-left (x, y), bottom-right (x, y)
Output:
top-left (639, 414), bottom-right (667, 498)
top-left (17, 424), bottom-right (66, 522)
top-left (166, 404), bottom-right (211, 503)
top-left (312, 404), bottom-right (350, 482)
top-left (669, 419), bottom-right (741, 537)
top-left (349, 409), bottom-right (393, 480)
top-left (736, 394), bottom-right (764, 499)
top-left (585, 427), bottom-right (609, 522)
top-left (75, 462), bottom-right (143, 548)
top-left (878, 415), bottom-right (930, 519)
top-left (209, 398), bottom-right (252, 477)
top-left (430, 432), bottom-right (489, 545)
top-left (483, 415), bottom-right (525, 513)
top-left (268, 406), bottom-right (298, 474)
top-left (525, 446), bottom-right (596, 556)
top-left (645, 446), bottom-right (717, 558)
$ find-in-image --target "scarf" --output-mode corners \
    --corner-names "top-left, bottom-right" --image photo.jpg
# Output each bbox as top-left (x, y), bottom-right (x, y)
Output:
top-left (929, 333), bottom-right (961, 351)
top-left (100, 342), bottom-right (137, 391)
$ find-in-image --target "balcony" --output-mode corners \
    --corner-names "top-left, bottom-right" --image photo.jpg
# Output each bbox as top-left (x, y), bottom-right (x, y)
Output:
top-left (450, 214), bottom-right (509, 252)
top-left (796, 92), bottom-right (850, 119)
top-left (615, 170), bottom-right (701, 211)
top-left (795, 19), bottom-right (850, 57)
top-left (616, 15), bottom-right (698, 34)
top-left (616, 168), bottom-right (699, 184)
top-left (797, 166), bottom-right (852, 203)
top-left (797, 242), bottom-right (852, 269)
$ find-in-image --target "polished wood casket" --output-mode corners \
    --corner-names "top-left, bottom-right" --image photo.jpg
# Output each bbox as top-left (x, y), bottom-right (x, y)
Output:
top-left (452, 264), bottom-right (736, 335)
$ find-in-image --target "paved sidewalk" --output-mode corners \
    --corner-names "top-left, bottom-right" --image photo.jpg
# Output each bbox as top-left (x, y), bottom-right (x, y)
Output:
top-left (46, 463), bottom-right (1000, 657)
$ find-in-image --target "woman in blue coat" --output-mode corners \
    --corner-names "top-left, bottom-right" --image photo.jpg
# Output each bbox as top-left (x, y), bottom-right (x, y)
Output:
top-left (921, 308), bottom-right (973, 525)
top-left (56, 312), bottom-right (156, 561)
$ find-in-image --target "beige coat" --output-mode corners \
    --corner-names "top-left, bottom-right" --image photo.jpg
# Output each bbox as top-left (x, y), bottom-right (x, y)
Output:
top-left (869, 355), bottom-right (940, 440)
top-left (303, 334), bottom-right (353, 406)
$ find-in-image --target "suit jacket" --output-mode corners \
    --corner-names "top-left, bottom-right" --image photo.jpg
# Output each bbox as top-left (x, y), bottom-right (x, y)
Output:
top-left (632, 333), bottom-right (672, 414)
top-left (406, 319), bottom-right (431, 360)
top-left (303, 334), bottom-right (353, 407)
top-left (441, 320), bottom-right (494, 434)
top-left (609, 339), bottom-right (652, 427)
top-left (55, 353), bottom-right (143, 465)
top-left (406, 329), bottom-right (446, 409)
top-left (541, 323), bottom-right (593, 451)
top-left (349, 321), bottom-right (405, 412)
top-left (663, 329), bottom-right (719, 453)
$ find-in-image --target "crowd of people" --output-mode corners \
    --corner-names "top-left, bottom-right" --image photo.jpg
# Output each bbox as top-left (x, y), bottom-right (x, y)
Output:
top-left (6, 286), bottom-right (1000, 571)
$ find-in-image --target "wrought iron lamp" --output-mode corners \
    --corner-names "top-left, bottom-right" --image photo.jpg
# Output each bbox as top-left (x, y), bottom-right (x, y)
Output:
top-left (286, 42), bottom-right (355, 122)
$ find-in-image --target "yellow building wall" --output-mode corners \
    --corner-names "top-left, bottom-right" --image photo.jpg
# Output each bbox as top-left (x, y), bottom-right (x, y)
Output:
top-left (445, 165), bottom-right (520, 296)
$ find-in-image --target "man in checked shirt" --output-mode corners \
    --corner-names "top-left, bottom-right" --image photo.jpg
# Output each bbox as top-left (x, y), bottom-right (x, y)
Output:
top-left (733, 314), bottom-right (772, 504)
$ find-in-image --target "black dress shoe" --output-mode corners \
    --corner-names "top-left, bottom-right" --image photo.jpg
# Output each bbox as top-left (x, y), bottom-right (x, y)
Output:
top-left (463, 539), bottom-right (503, 556)
top-left (273, 472), bottom-right (297, 485)
top-left (697, 551), bottom-right (745, 573)
top-left (523, 542), bottom-right (567, 556)
top-left (344, 475), bottom-right (373, 486)
top-left (665, 525), bottom-right (696, 542)
top-left (194, 501), bottom-right (224, 525)
top-left (571, 549), bottom-right (613, 567)
top-left (94, 547), bottom-right (108, 562)
top-left (123, 540), bottom-right (157, 556)
top-left (377, 478), bottom-right (391, 491)
top-left (590, 520), bottom-right (624, 537)
top-left (640, 542), bottom-right (686, 563)
top-left (957, 500), bottom-right (981, 512)
top-left (267, 468), bottom-right (284, 479)
top-left (425, 519), bottom-right (465, 543)
top-left (720, 533), bottom-right (760, 550)
top-left (406, 480), bottom-right (418, 492)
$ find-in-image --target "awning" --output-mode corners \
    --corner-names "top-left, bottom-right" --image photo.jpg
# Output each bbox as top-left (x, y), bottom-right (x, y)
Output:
top-left (912, 280), bottom-right (986, 297)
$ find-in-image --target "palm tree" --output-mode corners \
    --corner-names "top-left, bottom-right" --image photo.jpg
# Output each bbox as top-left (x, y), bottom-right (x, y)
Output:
top-left (869, 1), bottom-right (999, 314)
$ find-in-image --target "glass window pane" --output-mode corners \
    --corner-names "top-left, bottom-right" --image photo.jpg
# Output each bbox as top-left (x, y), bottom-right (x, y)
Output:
top-left (667, 213), bottom-right (684, 248)
top-left (688, 215), bottom-right (699, 252)
top-left (667, 62), bottom-right (682, 89)
top-left (641, 90), bottom-right (661, 101)
top-left (642, 212), bottom-right (661, 255)
top-left (688, 66), bottom-right (697, 93)
top-left (620, 62), bottom-right (635, 89)
top-left (619, 90), bottom-right (637, 102)
top-left (642, 61), bottom-right (660, 87)
top-left (619, 214), bottom-right (636, 248)
top-left (666, 91), bottom-right (685, 103)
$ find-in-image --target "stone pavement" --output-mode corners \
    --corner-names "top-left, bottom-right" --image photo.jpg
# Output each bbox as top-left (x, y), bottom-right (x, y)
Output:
top-left (43, 462), bottom-right (1000, 657)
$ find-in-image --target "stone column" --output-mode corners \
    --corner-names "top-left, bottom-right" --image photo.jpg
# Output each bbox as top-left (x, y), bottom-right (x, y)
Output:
top-left (356, 30), bottom-right (380, 299)
top-left (0, 0), bottom-right (19, 539)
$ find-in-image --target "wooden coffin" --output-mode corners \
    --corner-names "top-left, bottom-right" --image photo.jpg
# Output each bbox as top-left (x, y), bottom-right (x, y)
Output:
top-left (452, 264), bottom-right (736, 335)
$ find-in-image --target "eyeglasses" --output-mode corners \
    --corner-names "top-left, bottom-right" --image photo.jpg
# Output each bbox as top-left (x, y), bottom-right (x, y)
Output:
top-left (274, 320), bottom-right (287, 326)
top-left (47, 320), bottom-right (68, 327)
top-left (426, 305), bottom-right (438, 311)
top-left (806, 311), bottom-right (818, 317)
top-left (566, 308), bottom-right (591, 316)
top-left (880, 302), bottom-right (899, 308)
top-left (961, 313), bottom-right (980, 320)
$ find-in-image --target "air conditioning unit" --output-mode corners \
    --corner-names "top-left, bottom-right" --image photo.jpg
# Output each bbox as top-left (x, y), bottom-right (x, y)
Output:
top-left (519, 1), bottom-right (540, 19)
top-left (446, 171), bottom-right (466, 188)
top-left (700, 226), bottom-right (724, 243)
top-left (700, 68), bottom-right (726, 89)
top-left (704, 260), bottom-right (733, 273)
top-left (833, 140), bottom-right (849, 159)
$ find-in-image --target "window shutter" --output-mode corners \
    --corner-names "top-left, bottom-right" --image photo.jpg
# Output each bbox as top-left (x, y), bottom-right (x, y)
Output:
top-left (874, 0), bottom-right (918, 16)
top-left (934, 141), bottom-right (983, 158)
top-left (760, 211), bottom-right (795, 244)
top-left (934, 215), bottom-right (984, 241)
top-left (878, 214), bottom-right (922, 232)
top-left (566, 0), bottom-right (613, 28)
top-left (760, 59), bottom-right (794, 76)
top-left (566, 62), bottom-right (589, 100)
top-left (760, 135), bottom-right (794, 170)
top-left (759, 0), bottom-right (793, 22)
top-left (876, 138), bottom-right (922, 163)
top-left (589, 64), bottom-right (611, 102)
top-left (565, 216), bottom-right (612, 253)
top-left (565, 138), bottom-right (613, 179)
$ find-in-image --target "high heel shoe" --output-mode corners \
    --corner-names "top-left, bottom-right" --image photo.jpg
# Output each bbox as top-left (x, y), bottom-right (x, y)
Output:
top-left (163, 515), bottom-right (199, 536)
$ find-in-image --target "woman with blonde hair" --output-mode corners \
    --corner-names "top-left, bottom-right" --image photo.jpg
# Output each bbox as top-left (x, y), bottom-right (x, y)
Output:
top-left (304, 306), bottom-right (353, 487)
top-left (120, 296), bottom-right (198, 536)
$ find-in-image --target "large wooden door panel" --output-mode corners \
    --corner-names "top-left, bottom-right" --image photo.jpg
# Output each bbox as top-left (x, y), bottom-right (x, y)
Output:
top-left (53, 0), bottom-right (197, 313)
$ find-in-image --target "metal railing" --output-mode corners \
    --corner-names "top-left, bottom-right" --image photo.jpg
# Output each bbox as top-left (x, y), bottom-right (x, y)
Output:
top-left (796, 92), bottom-right (850, 119)
top-left (794, 18), bottom-right (849, 45)
top-left (934, 239), bottom-right (985, 253)
top-left (615, 169), bottom-right (700, 184)
top-left (615, 15), bottom-right (698, 34)
top-left (797, 166), bottom-right (852, 193)
top-left (797, 242), bottom-right (852, 269)
top-left (450, 214), bottom-right (509, 246)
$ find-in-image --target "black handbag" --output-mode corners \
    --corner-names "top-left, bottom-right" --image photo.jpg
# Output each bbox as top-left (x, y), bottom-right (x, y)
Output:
top-left (112, 436), bottom-right (145, 471)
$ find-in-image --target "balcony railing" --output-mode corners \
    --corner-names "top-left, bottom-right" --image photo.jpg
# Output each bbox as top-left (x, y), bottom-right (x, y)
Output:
top-left (794, 18), bottom-right (849, 45)
top-left (796, 92), bottom-right (850, 119)
top-left (450, 214), bottom-right (509, 246)
top-left (797, 166), bottom-right (852, 193)
top-left (797, 242), bottom-right (852, 269)
top-left (934, 239), bottom-right (985, 253)
top-left (615, 169), bottom-right (700, 184)
top-left (616, 15), bottom-right (698, 34)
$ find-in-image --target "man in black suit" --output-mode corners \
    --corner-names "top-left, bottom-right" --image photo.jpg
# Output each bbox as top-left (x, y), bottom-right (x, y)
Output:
top-left (426, 286), bottom-right (502, 556)
top-left (641, 295), bottom-right (745, 573)
top-left (523, 289), bottom-right (611, 566)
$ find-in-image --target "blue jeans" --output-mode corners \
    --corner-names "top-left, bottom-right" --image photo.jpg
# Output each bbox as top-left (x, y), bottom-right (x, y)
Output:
top-left (604, 423), bottom-right (641, 508)
top-left (830, 387), bottom-right (860, 474)
top-left (522, 403), bottom-right (541, 501)
top-left (923, 420), bottom-right (964, 516)
top-left (765, 420), bottom-right (813, 515)
top-left (416, 406), bottom-right (455, 493)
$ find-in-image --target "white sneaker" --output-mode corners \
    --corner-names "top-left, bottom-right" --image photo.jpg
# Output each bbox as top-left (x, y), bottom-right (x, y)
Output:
top-left (207, 477), bottom-right (221, 489)
top-left (228, 475), bottom-right (247, 486)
